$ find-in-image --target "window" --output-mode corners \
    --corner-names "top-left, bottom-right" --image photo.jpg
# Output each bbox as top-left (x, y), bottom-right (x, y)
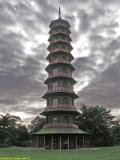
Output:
top-left (62, 55), bottom-right (65, 59)
top-left (63, 97), bottom-right (68, 104)
top-left (54, 68), bottom-right (58, 73)
top-left (53, 98), bottom-right (58, 105)
top-left (62, 81), bottom-right (67, 87)
top-left (48, 98), bottom-right (52, 105)
top-left (63, 68), bottom-right (67, 73)
top-left (63, 116), bottom-right (69, 123)
top-left (52, 117), bottom-right (58, 124)
top-left (53, 82), bottom-right (58, 89)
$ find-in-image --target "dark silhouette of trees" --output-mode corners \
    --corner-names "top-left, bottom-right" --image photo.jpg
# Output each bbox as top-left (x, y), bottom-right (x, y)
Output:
top-left (29, 115), bottom-right (46, 133)
top-left (111, 119), bottom-right (120, 145)
top-left (0, 113), bottom-right (29, 147)
top-left (76, 105), bottom-right (117, 146)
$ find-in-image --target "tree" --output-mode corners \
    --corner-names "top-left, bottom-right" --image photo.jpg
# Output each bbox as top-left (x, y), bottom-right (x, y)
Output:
top-left (29, 116), bottom-right (46, 133)
top-left (76, 105), bottom-right (115, 146)
top-left (111, 119), bottom-right (120, 145)
top-left (0, 113), bottom-right (29, 147)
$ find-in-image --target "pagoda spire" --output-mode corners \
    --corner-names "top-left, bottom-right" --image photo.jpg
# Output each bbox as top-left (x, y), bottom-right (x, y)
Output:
top-left (59, 6), bottom-right (61, 19)
top-left (58, 0), bottom-right (61, 19)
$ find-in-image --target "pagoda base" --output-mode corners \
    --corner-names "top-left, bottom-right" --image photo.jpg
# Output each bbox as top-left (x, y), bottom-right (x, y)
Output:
top-left (32, 128), bottom-right (91, 149)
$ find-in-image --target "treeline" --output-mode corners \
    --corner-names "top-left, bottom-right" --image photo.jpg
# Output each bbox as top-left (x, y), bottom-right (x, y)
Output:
top-left (0, 114), bottom-right (30, 147)
top-left (0, 105), bottom-right (120, 147)
top-left (76, 105), bottom-right (120, 146)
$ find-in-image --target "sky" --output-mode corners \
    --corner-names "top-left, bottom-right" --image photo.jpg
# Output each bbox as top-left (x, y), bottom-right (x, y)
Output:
top-left (0, 0), bottom-right (120, 122)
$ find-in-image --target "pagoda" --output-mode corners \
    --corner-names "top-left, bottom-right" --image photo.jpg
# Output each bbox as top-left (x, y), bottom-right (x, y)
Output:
top-left (32, 7), bottom-right (90, 149)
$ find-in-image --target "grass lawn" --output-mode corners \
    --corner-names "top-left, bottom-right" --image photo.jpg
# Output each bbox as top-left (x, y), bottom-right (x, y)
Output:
top-left (0, 146), bottom-right (120, 160)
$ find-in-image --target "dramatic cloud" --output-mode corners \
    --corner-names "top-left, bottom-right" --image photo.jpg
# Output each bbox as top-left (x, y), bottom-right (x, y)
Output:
top-left (0, 0), bottom-right (120, 122)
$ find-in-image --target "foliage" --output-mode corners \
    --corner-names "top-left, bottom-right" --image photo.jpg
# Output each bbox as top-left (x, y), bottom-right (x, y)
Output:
top-left (29, 115), bottom-right (46, 133)
top-left (76, 105), bottom-right (116, 146)
top-left (111, 119), bottom-right (120, 144)
top-left (0, 113), bottom-right (29, 147)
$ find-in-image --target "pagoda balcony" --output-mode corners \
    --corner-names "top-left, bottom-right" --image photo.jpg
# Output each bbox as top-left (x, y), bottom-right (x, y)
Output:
top-left (48, 35), bottom-right (71, 43)
top-left (41, 104), bottom-right (79, 116)
top-left (49, 30), bottom-right (70, 36)
top-left (49, 59), bottom-right (71, 64)
top-left (49, 72), bottom-right (72, 78)
top-left (46, 52), bottom-right (74, 61)
top-left (48, 43), bottom-right (73, 51)
top-left (48, 47), bottom-right (72, 53)
top-left (49, 19), bottom-right (70, 28)
top-left (50, 21), bottom-right (70, 28)
top-left (48, 87), bottom-right (73, 93)
top-left (46, 104), bottom-right (75, 109)
top-left (43, 123), bottom-right (78, 129)
top-left (50, 38), bottom-right (70, 44)
top-left (42, 90), bottom-right (78, 99)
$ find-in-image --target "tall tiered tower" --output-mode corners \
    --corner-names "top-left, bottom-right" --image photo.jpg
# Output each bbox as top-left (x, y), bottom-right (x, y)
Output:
top-left (32, 7), bottom-right (90, 149)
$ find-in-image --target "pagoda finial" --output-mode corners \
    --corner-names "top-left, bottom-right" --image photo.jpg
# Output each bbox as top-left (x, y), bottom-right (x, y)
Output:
top-left (58, 0), bottom-right (61, 19)
top-left (59, 6), bottom-right (61, 19)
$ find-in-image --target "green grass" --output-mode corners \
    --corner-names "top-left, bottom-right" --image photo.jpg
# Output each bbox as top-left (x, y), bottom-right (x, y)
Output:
top-left (0, 146), bottom-right (120, 160)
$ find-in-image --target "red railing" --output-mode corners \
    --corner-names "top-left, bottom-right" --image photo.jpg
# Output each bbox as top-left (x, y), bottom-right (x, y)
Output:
top-left (50, 22), bottom-right (69, 28)
top-left (50, 38), bottom-right (70, 43)
top-left (43, 123), bottom-right (78, 129)
top-left (49, 59), bottom-right (71, 64)
top-left (46, 104), bottom-right (75, 109)
top-left (49, 72), bottom-right (72, 78)
top-left (48, 87), bottom-right (73, 93)
top-left (45, 104), bottom-right (77, 111)
top-left (49, 30), bottom-right (70, 36)
top-left (48, 48), bottom-right (72, 53)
